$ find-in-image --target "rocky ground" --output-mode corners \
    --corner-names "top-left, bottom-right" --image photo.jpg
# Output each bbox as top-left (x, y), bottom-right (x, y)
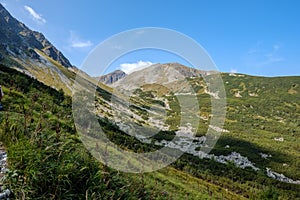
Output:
top-left (0, 143), bottom-right (10, 199)
top-left (0, 144), bottom-right (7, 182)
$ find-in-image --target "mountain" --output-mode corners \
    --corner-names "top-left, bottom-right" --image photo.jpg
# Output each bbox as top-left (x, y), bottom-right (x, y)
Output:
top-left (95, 65), bottom-right (300, 198)
top-left (0, 4), bottom-right (72, 68)
top-left (112, 62), bottom-right (207, 91)
top-left (0, 3), bottom-right (97, 95)
top-left (97, 69), bottom-right (126, 84)
top-left (1, 3), bottom-right (300, 199)
top-left (2, 62), bottom-right (300, 199)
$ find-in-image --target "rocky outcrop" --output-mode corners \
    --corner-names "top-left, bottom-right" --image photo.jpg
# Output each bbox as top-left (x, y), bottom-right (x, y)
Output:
top-left (266, 168), bottom-right (300, 184)
top-left (98, 70), bottom-right (126, 84)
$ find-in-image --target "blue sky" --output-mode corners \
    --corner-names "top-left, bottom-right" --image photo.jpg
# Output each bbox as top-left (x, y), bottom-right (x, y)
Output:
top-left (1, 0), bottom-right (300, 76)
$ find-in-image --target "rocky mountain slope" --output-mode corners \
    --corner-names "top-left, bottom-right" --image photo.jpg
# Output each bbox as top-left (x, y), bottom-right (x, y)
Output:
top-left (97, 66), bottom-right (300, 188)
top-left (97, 69), bottom-right (126, 84)
top-left (2, 61), bottom-right (300, 199)
top-left (0, 4), bottom-right (72, 68)
top-left (112, 62), bottom-right (206, 91)
top-left (0, 3), bottom-right (300, 199)
top-left (0, 3), bottom-right (98, 95)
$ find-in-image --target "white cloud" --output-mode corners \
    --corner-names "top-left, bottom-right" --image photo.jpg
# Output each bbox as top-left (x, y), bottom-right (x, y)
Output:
top-left (120, 61), bottom-right (153, 74)
top-left (71, 41), bottom-right (93, 48)
top-left (69, 31), bottom-right (93, 48)
top-left (24, 5), bottom-right (46, 24)
top-left (230, 69), bottom-right (238, 73)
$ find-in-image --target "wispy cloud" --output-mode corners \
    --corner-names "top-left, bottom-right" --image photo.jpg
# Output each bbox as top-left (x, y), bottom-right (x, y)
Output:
top-left (244, 42), bottom-right (284, 67)
top-left (24, 5), bottom-right (46, 24)
top-left (261, 44), bottom-right (284, 66)
top-left (261, 46), bottom-right (284, 65)
top-left (247, 41), bottom-right (263, 55)
top-left (120, 61), bottom-right (153, 74)
top-left (69, 31), bottom-right (93, 48)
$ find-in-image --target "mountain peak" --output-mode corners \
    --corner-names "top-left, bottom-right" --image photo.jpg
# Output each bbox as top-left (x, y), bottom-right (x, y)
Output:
top-left (0, 3), bottom-right (73, 68)
top-left (98, 69), bottom-right (127, 85)
top-left (112, 62), bottom-right (205, 91)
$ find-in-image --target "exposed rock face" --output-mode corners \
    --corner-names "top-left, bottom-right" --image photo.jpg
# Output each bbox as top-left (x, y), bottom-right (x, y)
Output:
top-left (0, 3), bottom-right (73, 68)
top-left (98, 70), bottom-right (126, 84)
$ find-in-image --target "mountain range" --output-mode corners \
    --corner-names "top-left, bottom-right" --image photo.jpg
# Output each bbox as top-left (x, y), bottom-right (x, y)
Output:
top-left (0, 3), bottom-right (299, 199)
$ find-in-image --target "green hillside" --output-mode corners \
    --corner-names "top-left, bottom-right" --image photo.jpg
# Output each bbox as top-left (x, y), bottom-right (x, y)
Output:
top-left (0, 64), bottom-right (242, 199)
top-left (184, 73), bottom-right (300, 179)
top-left (0, 64), bottom-right (154, 199)
top-left (1, 64), bottom-right (299, 199)
top-left (1, 3), bottom-right (299, 199)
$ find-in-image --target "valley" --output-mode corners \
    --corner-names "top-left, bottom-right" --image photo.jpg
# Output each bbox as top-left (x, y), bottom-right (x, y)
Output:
top-left (0, 2), bottom-right (300, 200)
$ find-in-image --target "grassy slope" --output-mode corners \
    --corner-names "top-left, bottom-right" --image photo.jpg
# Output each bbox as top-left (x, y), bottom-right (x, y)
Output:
top-left (220, 74), bottom-right (300, 178)
top-left (131, 74), bottom-right (299, 178)
top-left (0, 64), bottom-right (245, 199)
top-left (0, 65), bottom-right (149, 199)
top-left (1, 63), bottom-right (299, 199)
top-left (106, 73), bottom-right (300, 199)
top-left (183, 74), bottom-right (300, 180)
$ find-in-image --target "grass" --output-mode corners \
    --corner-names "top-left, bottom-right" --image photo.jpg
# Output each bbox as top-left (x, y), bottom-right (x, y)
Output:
top-left (2, 64), bottom-right (248, 199)
top-left (1, 63), bottom-right (300, 199)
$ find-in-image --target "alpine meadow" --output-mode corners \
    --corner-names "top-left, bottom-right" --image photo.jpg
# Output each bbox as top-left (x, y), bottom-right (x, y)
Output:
top-left (0, 2), bottom-right (299, 200)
